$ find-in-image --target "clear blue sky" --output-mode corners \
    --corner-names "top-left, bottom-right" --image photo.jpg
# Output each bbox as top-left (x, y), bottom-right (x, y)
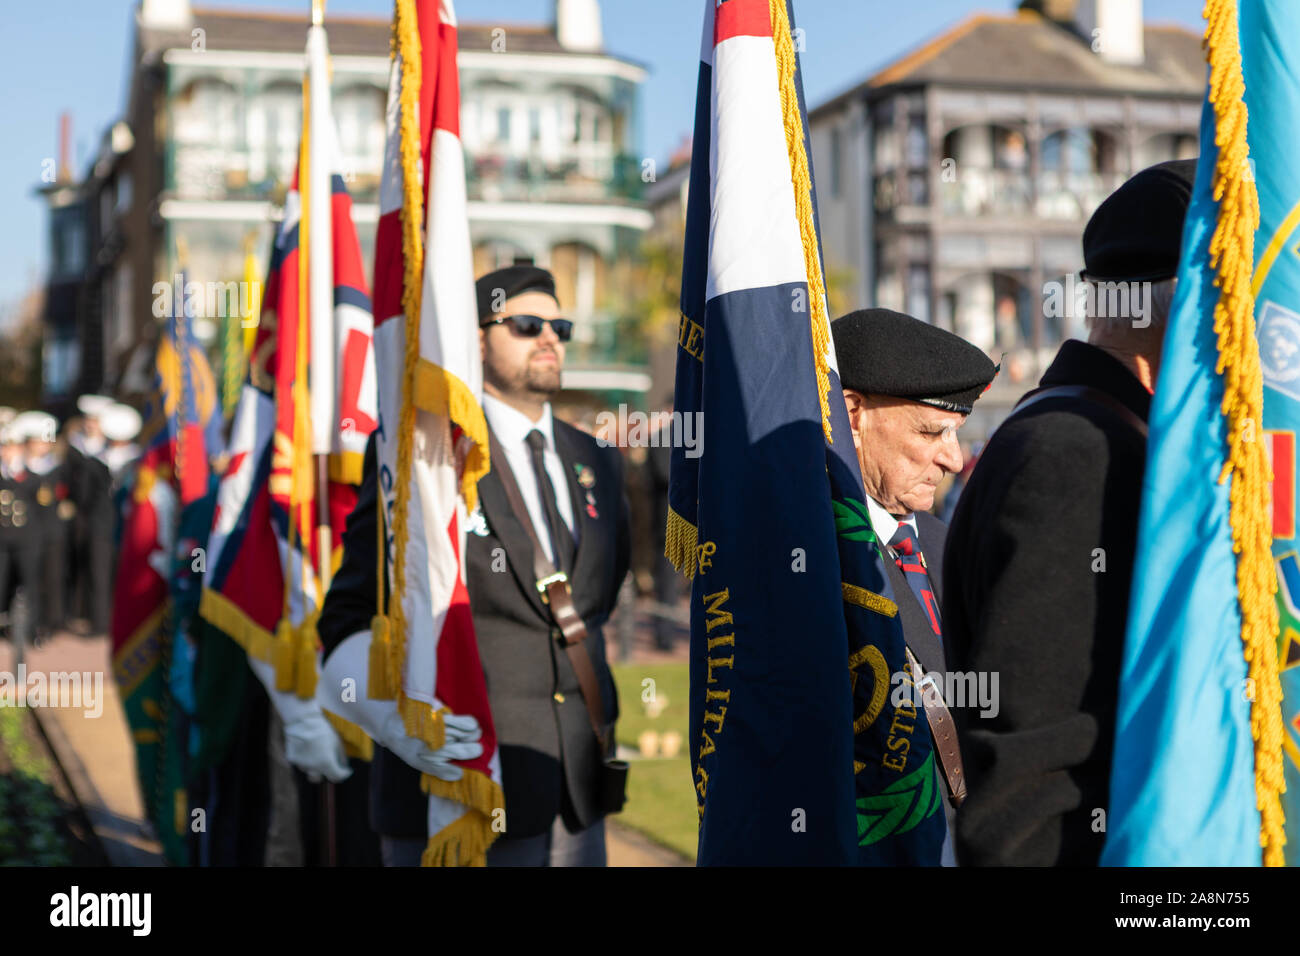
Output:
top-left (0, 0), bottom-right (1204, 316)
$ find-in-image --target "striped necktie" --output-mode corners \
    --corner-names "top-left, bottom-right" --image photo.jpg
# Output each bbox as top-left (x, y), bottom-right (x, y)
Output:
top-left (888, 524), bottom-right (942, 641)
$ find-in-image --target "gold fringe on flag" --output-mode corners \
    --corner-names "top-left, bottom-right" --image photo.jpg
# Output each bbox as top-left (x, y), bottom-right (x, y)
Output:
top-left (841, 582), bottom-right (898, 619)
top-left (412, 360), bottom-right (491, 513)
top-left (200, 588), bottom-right (274, 661)
top-left (665, 505), bottom-right (699, 580)
top-left (769, 0), bottom-right (833, 446)
top-left (399, 696), bottom-right (447, 750)
top-left (325, 710), bottom-right (374, 762)
top-left (419, 805), bottom-right (495, 867)
top-left (384, 0), bottom-right (425, 714)
top-left (419, 769), bottom-right (506, 865)
top-left (1202, 0), bottom-right (1286, 866)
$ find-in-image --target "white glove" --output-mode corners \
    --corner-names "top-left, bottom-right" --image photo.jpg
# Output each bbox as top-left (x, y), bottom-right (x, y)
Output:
top-left (317, 630), bottom-right (484, 781)
top-left (378, 708), bottom-right (483, 782)
top-left (283, 710), bottom-right (353, 784)
top-left (247, 655), bottom-right (353, 784)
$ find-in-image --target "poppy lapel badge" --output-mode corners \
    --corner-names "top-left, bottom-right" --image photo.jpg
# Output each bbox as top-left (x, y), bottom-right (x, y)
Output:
top-left (575, 464), bottom-right (598, 518)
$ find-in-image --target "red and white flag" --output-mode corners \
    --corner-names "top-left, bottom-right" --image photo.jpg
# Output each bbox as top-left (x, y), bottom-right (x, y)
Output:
top-left (370, 0), bottom-right (501, 866)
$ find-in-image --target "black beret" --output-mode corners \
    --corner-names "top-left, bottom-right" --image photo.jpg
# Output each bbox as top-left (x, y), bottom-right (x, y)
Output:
top-left (832, 308), bottom-right (997, 415)
top-left (1081, 159), bottom-right (1197, 283)
top-left (475, 258), bottom-right (558, 320)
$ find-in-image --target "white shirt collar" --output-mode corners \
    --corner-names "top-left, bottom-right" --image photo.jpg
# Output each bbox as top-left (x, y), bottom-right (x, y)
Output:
top-left (26, 453), bottom-right (56, 476)
top-left (481, 392), bottom-right (555, 452)
top-left (864, 495), bottom-right (918, 549)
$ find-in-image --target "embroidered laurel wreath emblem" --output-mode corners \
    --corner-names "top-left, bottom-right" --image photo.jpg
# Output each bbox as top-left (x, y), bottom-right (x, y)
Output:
top-left (855, 751), bottom-right (942, 846)
top-left (832, 497), bottom-right (876, 543)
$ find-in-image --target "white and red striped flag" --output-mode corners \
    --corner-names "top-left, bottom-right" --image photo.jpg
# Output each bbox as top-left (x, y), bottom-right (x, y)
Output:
top-left (369, 0), bottom-right (501, 866)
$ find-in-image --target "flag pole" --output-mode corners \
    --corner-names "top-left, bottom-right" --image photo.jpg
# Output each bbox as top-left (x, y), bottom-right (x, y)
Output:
top-left (308, 0), bottom-right (339, 869)
top-left (173, 235), bottom-right (189, 499)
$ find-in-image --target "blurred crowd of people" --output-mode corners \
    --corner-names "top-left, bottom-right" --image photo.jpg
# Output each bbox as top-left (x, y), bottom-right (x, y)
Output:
top-left (0, 395), bottom-right (142, 643)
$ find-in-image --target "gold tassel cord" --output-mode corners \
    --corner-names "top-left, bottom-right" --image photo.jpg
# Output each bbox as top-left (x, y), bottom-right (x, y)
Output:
top-left (222, 293), bottom-right (244, 421)
top-left (1202, 0), bottom-right (1285, 866)
top-left (242, 232), bottom-right (262, 358)
top-left (272, 617), bottom-right (296, 691)
top-left (769, 0), bottom-right (833, 446)
top-left (369, 472), bottom-right (395, 699)
top-left (295, 609), bottom-right (320, 699)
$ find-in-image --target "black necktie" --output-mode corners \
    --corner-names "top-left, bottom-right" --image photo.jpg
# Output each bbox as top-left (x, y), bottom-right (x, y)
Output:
top-left (525, 429), bottom-right (575, 575)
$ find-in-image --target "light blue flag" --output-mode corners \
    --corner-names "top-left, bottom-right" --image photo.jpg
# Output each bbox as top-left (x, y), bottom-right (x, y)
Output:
top-left (1243, 0), bottom-right (1300, 865)
top-left (1103, 0), bottom-right (1293, 866)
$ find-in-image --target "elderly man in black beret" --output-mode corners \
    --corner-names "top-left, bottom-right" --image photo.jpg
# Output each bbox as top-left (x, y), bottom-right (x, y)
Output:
top-left (318, 260), bottom-right (631, 866)
top-left (941, 159), bottom-right (1195, 866)
top-left (831, 307), bottom-right (997, 865)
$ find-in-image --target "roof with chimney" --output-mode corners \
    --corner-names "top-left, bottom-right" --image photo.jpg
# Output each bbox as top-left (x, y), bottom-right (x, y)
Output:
top-left (813, 9), bottom-right (1204, 116)
top-left (165, 7), bottom-right (581, 56)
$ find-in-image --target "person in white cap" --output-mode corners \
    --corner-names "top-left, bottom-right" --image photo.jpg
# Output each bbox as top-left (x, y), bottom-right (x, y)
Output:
top-left (71, 394), bottom-right (113, 460)
top-left (1, 415), bottom-right (43, 640)
top-left (63, 408), bottom-right (115, 637)
top-left (99, 403), bottom-right (143, 484)
top-left (15, 411), bottom-right (71, 635)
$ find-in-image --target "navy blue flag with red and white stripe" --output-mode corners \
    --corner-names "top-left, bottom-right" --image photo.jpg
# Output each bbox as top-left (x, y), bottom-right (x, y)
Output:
top-left (666, 0), bottom-right (947, 865)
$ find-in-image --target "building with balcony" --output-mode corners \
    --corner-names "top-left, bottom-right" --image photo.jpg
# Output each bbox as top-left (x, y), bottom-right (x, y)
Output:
top-left (808, 0), bottom-right (1203, 434)
top-left (57, 0), bottom-right (650, 407)
top-left (35, 123), bottom-right (91, 406)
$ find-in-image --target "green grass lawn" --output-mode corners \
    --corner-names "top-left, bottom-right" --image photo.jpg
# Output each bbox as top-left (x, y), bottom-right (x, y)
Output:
top-left (611, 661), bottom-right (697, 861)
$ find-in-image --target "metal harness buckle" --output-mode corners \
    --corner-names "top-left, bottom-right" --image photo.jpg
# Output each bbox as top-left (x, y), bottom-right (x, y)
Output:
top-left (536, 571), bottom-right (569, 603)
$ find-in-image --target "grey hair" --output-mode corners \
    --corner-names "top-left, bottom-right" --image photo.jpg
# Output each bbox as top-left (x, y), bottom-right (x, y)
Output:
top-left (1084, 277), bottom-right (1177, 334)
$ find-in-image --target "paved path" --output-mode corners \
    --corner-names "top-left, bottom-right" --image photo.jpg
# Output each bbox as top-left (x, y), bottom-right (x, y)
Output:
top-left (607, 820), bottom-right (691, 867)
top-left (2, 632), bottom-right (689, 867)
top-left (0, 632), bottom-right (163, 865)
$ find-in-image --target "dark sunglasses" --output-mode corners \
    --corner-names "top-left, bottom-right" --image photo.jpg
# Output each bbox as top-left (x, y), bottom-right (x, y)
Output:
top-left (480, 313), bottom-right (574, 342)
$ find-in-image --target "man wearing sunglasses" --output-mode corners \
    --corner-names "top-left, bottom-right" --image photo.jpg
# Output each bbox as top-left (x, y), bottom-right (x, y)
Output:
top-left (318, 260), bottom-right (631, 866)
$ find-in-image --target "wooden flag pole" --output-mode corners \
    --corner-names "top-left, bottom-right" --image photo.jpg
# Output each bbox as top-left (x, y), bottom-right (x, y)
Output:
top-left (309, 0), bottom-right (338, 869)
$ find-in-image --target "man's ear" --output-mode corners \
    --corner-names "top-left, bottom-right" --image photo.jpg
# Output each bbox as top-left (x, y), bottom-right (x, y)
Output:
top-left (842, 390), bottom-right (865, 448)
top-left (479, 326), bottom-right (486, 360)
